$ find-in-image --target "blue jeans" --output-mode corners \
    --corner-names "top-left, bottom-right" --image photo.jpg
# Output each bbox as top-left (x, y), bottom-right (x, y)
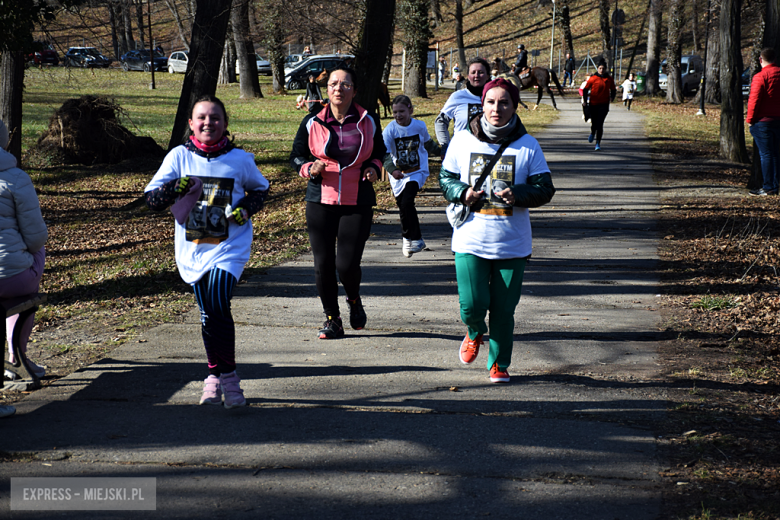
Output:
top-left (564, 71), bottom-right (573, 87)
top-left (750, 120), bottom-right (780, 192)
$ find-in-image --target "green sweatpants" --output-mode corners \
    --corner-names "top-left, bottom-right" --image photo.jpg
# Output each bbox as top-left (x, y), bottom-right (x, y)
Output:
top-left (454, 253), bottom-right (527, 370)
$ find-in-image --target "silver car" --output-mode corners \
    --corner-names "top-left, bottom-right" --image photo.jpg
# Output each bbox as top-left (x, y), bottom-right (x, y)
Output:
top-left (658, 55), bottom-right (704, 96)
top-left (168, 51), bottom-right (188, 74)
top-left (256, 54), bottom-right (272, 76)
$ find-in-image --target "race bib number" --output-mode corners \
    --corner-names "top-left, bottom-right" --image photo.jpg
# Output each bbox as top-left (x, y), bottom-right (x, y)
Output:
top-left (469, 153), bottom-right (516, 217)
top-left (185, 177), bottom-right (234, 244)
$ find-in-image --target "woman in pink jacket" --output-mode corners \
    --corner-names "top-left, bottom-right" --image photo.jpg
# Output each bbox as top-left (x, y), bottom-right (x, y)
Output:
top-left (290, 67), bottom-right (386, 339)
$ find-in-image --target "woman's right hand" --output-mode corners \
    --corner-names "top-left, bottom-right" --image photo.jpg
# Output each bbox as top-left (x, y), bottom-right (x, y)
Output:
top-left (304, 159), bottom-right (327, 178)
top-left (463, 187), bottom-right (485, 206)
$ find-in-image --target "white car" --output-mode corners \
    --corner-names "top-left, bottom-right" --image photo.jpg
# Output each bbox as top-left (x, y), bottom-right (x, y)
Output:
top-left (284, 54), bottom-right (307, 74)
top-left (167, 51), bottom-right (188, 73)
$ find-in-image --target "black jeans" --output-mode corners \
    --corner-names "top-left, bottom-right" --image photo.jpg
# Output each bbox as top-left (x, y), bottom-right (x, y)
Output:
top-left (306, 202), bottom-right (373, 317)
top-left (395, 181), bottom-right (422, 240)
top-left (589, 103), bottom-right (610, 143)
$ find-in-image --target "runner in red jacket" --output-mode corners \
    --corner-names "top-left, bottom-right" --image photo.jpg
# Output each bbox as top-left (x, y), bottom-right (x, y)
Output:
top-left (583, 60), bottom-right (616, 151)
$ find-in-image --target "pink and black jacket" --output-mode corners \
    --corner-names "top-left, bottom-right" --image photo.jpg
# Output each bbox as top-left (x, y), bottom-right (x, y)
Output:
top-left (290, 103), bottom-right (385, 206)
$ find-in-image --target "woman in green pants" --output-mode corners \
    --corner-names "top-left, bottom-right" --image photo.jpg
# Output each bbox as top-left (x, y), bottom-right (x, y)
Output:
top-left (439, 78), bottom-right (555, 382)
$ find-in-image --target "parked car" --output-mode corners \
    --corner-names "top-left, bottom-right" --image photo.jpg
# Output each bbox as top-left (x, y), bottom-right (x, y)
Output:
top-left (64, 47), bottom-right (112, 68)
top-left (658, 55), bottom-right (704, 96)
top-left (26, 42), bottom-right (59, 66)
top-left (742, 69), bottom-right (752, 98)
top-left (284, 54), bottom-right (307, 74)
top-left (167, 51), bottom-right (189, 73)
top-left (256, 55), bottom-right (272, 75)
top-left (120, 49), bottom-right (168, 72)
top-left (284, 54), bottom-right (353, 90)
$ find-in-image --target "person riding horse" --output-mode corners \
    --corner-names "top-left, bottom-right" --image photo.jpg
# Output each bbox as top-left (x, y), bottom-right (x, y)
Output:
top-left (514, 45), bottom-right (528, 75)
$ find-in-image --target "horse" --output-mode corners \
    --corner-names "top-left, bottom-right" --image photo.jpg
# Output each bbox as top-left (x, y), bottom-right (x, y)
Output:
top-left (495, 59), bottom-right (564, 110)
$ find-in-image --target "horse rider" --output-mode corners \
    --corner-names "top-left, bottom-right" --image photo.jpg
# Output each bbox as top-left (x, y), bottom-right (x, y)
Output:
top-left (514, 45), bottom-right (528, 76)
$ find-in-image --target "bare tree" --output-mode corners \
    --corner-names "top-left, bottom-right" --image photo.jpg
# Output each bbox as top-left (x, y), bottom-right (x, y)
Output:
top-left (691, 0), bottom-right (700, 52)
top-left (559, 0), bottom-right (575, 58)
top-left (123, 0), bottom-right (136, 50)
top-left (399, 0), bottom-right (431, 98)
top-left (353, 0), bottom-right (397, 113)
top-left (0, 51), bottom-right (25, 163)
top-left (599, 0), bottom-right (612, 59)
top-left (218, 29), bottom-right (237, 85)
top-left (431, 0), bottom-right (443, 26)
top-left (135, 0), bottom-right (146, 49)
top-left (231, 0), bottom-right (262, 98)
top-left (665, 0), bottom-right (685, 102)
top-left (165, 0), bottom-right (191, 51)
top-left (718, 0), bottom-right (748, 162)
top-left (645, 0), bottom-right (663, 95)
top-left (260, 0), bottom-right (287, 94)
top-left (168, 0), bottom-right (234, 149)
top-left (455, 0), bottom-right (467, 73)
top-left (108, 0), bottom-right (121, 58)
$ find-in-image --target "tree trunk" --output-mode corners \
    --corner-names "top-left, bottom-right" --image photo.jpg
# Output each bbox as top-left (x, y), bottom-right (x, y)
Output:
top-left (383, 17), bottom-right (396, 85)
top-left (455, 0), bottom-right (467, 74)
top-left (168, 0), bottom-right (234, 149)
top-left (123, 0), bottom-right (136, 50)
top-left (719, 0), bottom-right (748, 162)
top-left (705, 1), bottom-right (721, 103)
top-left (645, 0), bottom-right (663, 95)
top-left (164, 0), bottom-right (191, 51)
top-left (431, 0), bottom-right (443, 25)
top-left (748, 0), bottom-right (780, 188)
top-left (259, 0), bottom-right (286, 94)
top-left (353, 0), bottom-right (397, 113)
top-left (108, 1), bottom-right (121, 59)
top-left (218, 33), bottom-right (237, 85)
top-left (626, 0), bottom-right (651, 79)
top-left (692, 0), bottom-right (700, 52)
top-left (399, 0), bottom-right (431, 98)
top-left (0, 51), bottom-right (25, 165)
top-left (599, 0), bottom-right (612, 59)
top-left (666, 0), bottom-right (685, 103)
top-left (231, 0), bottom-right (262, 99)
top-left (560, 0), bottom-right (575, 58)
top-left (135, 0), bottom-right (146, 49)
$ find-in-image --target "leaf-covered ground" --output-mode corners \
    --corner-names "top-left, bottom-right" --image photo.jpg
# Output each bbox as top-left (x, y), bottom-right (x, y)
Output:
top-left (637, 99), bottom-right (780, 520)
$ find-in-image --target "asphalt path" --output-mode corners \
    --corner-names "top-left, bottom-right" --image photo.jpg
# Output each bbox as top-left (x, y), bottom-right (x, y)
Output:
top-left (1, 94), bottom-right (667, 519)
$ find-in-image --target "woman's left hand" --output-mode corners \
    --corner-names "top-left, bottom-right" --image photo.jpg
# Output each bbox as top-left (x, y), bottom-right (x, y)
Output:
top-left (496, 187), bottom-right (515, 205)
top-left (363, 167), bottom-right (379, 183)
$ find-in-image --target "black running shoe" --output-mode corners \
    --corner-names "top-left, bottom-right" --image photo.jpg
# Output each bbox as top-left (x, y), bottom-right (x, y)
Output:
top-left (346, 298), bottom-right (367, 330)
top-left (318, 316), bottom-right (344, 339)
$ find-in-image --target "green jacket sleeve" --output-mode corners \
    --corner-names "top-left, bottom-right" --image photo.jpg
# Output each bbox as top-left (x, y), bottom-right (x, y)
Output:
top-left (423, 139), bottom-right (442, 158)
top-left (439, 166), bottom-right (469, 204)
top-left (383, 153), bottom-right (398, 174)
top-left (511, 172), bottom-right (555, 208)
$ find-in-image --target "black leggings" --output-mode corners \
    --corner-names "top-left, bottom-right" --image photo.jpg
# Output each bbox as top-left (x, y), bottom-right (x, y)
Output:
top-left (306, 202), bottom-right (373, 317)
top-left (395, 181), bottom-right (422, 240)
top-left (590, 103), bottom-right (610, 143)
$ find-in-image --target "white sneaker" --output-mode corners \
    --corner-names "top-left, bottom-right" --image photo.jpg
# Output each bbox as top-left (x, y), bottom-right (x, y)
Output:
top-left (5, 360), bottom-right (45, 380)
top-left (409, 239), bottom-right (426, 254)
top-left (402, 238), bottom-right (412, 257)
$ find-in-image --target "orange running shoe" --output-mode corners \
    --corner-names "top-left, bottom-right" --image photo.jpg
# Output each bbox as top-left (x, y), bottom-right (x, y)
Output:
top-left (489, 363), bottom-right (510, 383)
top-left (459, 333), bottom-right (483, 364)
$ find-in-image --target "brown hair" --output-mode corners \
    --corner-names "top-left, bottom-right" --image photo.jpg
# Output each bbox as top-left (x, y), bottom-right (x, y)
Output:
top-left (391, 95), bottom-right (412, 109)
top-left (760, 47), bottom-right (776, 64)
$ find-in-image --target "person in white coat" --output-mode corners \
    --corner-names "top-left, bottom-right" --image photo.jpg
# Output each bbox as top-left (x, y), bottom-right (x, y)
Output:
top-left (621, 73), bottom-right (637, 110)
top-left (0, 119), bottom-right (48, 418)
